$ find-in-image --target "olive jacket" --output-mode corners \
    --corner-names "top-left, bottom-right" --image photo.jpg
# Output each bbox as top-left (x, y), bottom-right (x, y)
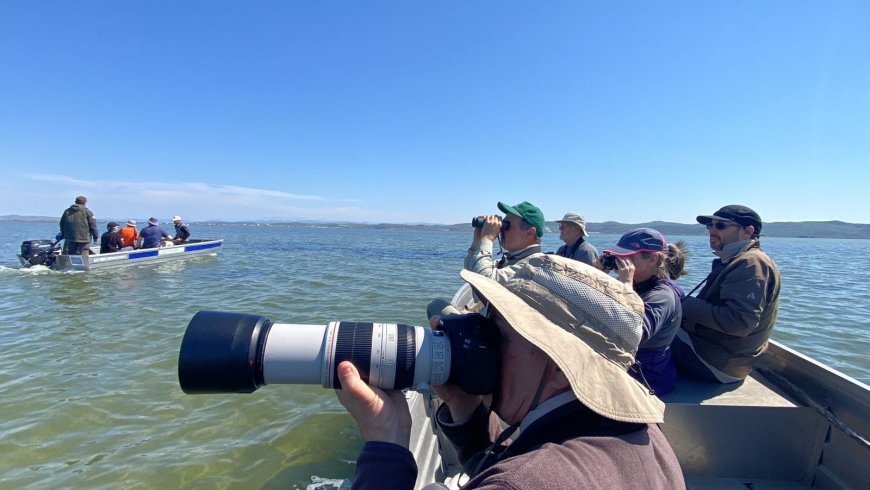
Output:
top-left (680, 240), bottom-right (781, 379)
top-left (60, 204), bottom-right (98, 243)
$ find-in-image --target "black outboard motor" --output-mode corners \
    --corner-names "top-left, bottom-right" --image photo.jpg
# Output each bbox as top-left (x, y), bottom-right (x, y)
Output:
top-left (20, 240), bottom-right (60, 267)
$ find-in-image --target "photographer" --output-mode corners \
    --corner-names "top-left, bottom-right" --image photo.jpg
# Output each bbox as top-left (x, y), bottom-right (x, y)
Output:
top-left (598, 228), bottom-right (685, 395)
top-left (337, 255), bottom-right (684, 489)
top-left (465, 201), bottom-right (545, 283)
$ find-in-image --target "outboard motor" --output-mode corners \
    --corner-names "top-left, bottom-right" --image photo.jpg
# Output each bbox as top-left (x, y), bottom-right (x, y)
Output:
top-left (20, 240), bottom-right (60, 267)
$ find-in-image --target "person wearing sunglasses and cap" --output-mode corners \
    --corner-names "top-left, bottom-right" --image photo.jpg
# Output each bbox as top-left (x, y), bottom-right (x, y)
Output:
top-left (336, 255), bottom-right (685, 489)
top-left (672, 205), bottom-right (781, 384)
top-left (598, 228), bottom-right (687, 395)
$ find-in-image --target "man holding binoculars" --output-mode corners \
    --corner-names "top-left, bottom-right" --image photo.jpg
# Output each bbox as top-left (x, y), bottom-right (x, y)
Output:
top-left (465, 200), bottom-right (546, 284)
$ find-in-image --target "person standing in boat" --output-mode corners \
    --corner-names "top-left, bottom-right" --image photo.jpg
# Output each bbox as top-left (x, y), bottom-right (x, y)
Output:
top-left (554, 212), bottom-right (598, 265)
top-left (598, 228), bottom-right (685, 395)
top-left (171, 215), bottom-right (190, 244)
top-left (119, 220), bottom-right (140, 250)
top-left (336, 255), bottom-right (685, 489)
top-left (672, 205), bottom-right (781, 384)
top-left (59, 195), bottom-right (98, 259)
top-left (140, 217), bottom-right (171, 249)
top-left (99, 222), bottom-right (124, 254)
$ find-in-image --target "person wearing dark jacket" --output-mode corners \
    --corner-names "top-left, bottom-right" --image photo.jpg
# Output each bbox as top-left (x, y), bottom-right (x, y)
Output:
top-left (59, 196), bottom-right (98, 259)
top-left (599, 228), bottom-right (686, 395)
top-left (100, 222), bottom-right (124, 254)
top-left (336, 255), bottom-right (684, 489)
top-left (673, 205), bottom-right (781, 383)
top-left (171, 215), bottom-right (191, 244)
top-left (140, 217), bottom-right (171, 248)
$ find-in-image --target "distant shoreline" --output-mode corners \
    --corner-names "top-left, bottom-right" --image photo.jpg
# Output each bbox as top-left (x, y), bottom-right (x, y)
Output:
top-left (3, 215), bottom-right (869, 239)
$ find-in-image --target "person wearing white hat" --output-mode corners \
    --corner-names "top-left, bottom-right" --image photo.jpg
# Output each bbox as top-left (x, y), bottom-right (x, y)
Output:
top-left (336, 255), bottom-right (684, 489)
top-left (171, 215), bottom-right (191, 244)
top-left (554, 212), bottom-right (598, 266)
top-left (119, 220), bottom-right (140, 250)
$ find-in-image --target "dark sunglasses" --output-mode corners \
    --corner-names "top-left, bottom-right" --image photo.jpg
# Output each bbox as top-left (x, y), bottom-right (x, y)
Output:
top-left (706, 221), bottom-right (739, 230)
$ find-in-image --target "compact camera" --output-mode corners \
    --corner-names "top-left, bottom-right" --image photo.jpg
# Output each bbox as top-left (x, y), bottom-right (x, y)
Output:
top-left (601, 253), bottom-right (618, 272)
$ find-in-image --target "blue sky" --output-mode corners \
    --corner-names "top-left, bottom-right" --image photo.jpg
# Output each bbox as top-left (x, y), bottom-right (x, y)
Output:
top-left (2, 2), bottom-right (868, 224)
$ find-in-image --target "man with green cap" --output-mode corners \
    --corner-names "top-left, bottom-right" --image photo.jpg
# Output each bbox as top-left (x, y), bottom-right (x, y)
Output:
top-left (427, 201), bottom-right (546, 320)
top-left (464, 201), bottom-right (546, 283)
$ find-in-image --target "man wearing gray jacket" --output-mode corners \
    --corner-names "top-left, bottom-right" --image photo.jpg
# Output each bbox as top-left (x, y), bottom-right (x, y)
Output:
top-left (673, 205), bottom-right (781, 383)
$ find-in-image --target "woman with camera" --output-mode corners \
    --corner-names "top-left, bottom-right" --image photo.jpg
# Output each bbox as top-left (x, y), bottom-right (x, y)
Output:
top-left (598, 228), bottom-right (687, 395)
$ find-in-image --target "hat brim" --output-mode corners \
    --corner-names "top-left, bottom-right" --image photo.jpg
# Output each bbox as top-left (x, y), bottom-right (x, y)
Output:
top-left (696, 214), bottom-right (737, 225)
top-left (460, 269), bottom-right (664, 424)
top-left (497, 202), bottom-right (519, 217)
top-left (556, 220), bottom-right (589, 236)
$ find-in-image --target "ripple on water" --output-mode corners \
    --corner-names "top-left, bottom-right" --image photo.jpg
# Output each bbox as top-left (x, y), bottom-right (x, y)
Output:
top-left (0, 225), bottom-right (868, 487)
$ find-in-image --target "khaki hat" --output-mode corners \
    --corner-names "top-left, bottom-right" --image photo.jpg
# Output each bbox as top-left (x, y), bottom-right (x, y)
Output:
top-left (460, 254), bottom-right (664, 423)
top-left (556, 212), bottom-right (588, 236)
top-left (172, 215), bottom-right (182, 222)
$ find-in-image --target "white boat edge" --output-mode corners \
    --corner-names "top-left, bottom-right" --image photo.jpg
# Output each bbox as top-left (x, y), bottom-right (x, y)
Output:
top-left (17, 239), bottom-right (223, 271)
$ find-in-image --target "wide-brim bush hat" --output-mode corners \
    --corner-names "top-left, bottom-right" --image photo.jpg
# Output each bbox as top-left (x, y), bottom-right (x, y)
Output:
top-left (172, 215), bottom-right (182, 222)
top-left (127, 219), bottom-right (137, 226)
top-left (148, 217), bottom-right (159, 225)
top-left (460, 254), bottom-right (664, 423)
top-left (556, 212), bottom-right (589, 237)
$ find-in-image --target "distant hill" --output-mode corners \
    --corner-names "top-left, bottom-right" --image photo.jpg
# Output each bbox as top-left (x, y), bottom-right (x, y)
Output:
top-left (2, 215), bottom-right (868, 239)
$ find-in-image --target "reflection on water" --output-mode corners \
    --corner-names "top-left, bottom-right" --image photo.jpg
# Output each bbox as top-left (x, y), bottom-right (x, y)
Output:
top-left (0, 222), bottom-right (868, 488)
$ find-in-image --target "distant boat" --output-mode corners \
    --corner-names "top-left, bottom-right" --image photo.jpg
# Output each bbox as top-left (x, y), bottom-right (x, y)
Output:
top-left (401, 285), bottom-right (870, 489)
top-left (17, 238), bottom-right (223, 271)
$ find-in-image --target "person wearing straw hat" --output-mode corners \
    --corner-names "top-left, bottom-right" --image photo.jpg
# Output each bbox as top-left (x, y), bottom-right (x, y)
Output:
top-left (554, 212), bottom-right (598, 266)
top-left (337, 255), bottom-right (684, 489)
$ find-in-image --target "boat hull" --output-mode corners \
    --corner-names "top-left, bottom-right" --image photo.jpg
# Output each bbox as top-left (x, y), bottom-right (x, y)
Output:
top-left (18, 239), bottom-right (223, 271)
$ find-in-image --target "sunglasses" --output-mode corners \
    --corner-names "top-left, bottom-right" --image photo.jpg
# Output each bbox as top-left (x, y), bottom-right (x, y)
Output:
top-left (706, 221), bottom-right (740, 230)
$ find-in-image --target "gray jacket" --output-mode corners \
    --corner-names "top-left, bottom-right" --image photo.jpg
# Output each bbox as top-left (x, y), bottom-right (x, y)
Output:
top-left (464, 239), bottom-right (542, 284)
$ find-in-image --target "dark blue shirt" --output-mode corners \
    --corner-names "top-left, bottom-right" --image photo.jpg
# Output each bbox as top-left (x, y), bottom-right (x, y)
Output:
top-left (631, 276), bottom-right (682, 395)
top-left (140, 225), bottom-right (170, 248)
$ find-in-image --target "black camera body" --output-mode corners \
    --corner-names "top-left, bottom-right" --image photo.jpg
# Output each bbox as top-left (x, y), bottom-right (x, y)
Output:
top-left (601, 253), bottom-right (617, 271)
top-left (471, 216), bottom-right (510, 231)
top-left (440, 314), bottom-right (501, 394)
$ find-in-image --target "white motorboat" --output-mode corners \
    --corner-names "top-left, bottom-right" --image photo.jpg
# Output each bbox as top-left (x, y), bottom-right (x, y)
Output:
top-left (17, 238), bottom-right (223, 271)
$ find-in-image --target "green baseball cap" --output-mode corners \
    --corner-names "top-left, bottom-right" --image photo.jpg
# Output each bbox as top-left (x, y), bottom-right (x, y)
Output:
top-left (497, 201), bottom-right (546, 237)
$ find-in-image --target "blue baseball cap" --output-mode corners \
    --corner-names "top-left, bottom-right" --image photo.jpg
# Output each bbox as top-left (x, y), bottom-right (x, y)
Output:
top-left (604, 228), bottom-right (668, 256)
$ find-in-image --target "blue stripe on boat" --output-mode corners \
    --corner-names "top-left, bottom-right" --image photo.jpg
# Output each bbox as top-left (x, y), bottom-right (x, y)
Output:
top-left (185, 242), bottom-right (221, 252)
top-left (130, 250), bottom-right (159, 259)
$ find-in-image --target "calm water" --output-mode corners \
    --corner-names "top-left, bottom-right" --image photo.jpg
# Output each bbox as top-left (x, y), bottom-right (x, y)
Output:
top-left (1, 222), bottom-right (868, 489)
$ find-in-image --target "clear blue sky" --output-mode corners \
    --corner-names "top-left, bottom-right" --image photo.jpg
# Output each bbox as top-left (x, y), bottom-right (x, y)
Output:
top-left (2, 2), bottom-right (868, 224)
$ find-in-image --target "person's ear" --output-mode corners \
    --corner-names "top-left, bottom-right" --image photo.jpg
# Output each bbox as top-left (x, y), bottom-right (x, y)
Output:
top-left (742, 225), bottom-right (756, 238)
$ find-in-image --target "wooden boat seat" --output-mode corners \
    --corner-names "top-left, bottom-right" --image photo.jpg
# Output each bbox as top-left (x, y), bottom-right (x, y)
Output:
top-left (660, 371), bottom-right (826, 489)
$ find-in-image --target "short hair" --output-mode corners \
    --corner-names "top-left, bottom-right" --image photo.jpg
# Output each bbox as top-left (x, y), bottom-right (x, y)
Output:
top-left (75, 196), bottom-right (87, 204)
